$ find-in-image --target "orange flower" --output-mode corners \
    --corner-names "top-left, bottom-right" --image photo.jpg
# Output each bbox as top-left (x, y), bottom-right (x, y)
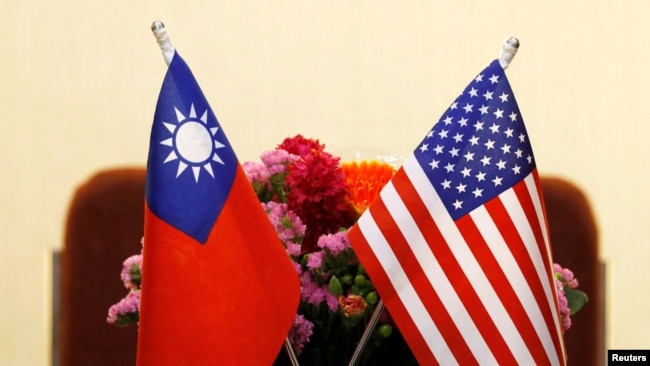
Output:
top-left (338, 294), bottom-right (367, 318)
top-left (341, 160), bottom-right (395, 214)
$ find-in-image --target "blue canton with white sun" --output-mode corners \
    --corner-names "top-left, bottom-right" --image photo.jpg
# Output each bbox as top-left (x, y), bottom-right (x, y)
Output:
top-left (146, 53), bottom-right (238, 244)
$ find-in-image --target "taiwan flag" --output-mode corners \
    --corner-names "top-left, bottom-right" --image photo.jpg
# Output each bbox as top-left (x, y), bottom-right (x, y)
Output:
top-left (136, 52), bottom-right (300, 365)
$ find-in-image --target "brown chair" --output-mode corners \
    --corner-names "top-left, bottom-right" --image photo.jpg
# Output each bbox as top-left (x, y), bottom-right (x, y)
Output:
top-left (541, 176), bottom-right (604, 365)
top-left (58, 169), bottom-right (602, 365)
top-left (59, 168), bottom-right (145, 366)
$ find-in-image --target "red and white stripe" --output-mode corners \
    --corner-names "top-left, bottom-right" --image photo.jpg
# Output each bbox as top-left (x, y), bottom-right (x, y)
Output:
top-left (348, 155), bottom-right (566, 365)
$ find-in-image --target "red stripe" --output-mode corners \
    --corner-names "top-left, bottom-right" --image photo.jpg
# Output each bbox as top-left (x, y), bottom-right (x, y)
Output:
top-left (393, 169), bottom-right (517, 364)
top-left (347, 226), bottom-right (439, 366)
top-left (481, 196), bottom-right (552, 364)
top-left (511, 178), bottom-right (564, 359)
top-left (372, 195), bottom-right (478, 364)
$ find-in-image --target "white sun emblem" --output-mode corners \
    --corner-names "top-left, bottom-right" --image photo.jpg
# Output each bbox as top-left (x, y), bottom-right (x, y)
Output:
top-left (160, 103), bottom-right (226, 182)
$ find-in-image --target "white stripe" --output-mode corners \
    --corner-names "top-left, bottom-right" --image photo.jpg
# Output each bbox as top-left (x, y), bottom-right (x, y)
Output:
top-left (356, 206), bottom-right (457, 364)
top-left (517, 176), bottom-right (563, 333)
top-left (524, 175), bottom-right (567, 361)
top-left (500, 186), bottom-right (561, 365)
top-left (403, 156), bottom-right (534, 365)
top-left (469, 205), bottom-right (542, 364)
top-left (380, 182), bottom-right (495, 364)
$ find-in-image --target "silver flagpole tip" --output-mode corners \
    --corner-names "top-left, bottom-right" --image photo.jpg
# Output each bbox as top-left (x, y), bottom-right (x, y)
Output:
top-left (499, 36), bottom-right (520, 69)
top-left (151, 20), bottom-right (165, 32)
top-left (506, 37), bottom-right (520, 49)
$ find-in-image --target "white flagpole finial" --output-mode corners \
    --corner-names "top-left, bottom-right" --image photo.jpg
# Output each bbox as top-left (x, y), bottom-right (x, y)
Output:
top-left (151, 20), bottom-right (175, 66)
top-left (499, 37), bottom-right (519, 69)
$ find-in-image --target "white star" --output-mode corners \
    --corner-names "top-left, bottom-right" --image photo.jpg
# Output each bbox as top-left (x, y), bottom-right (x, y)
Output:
top-left (469, 136), bottom-right (480, 145)
top-left (499, 92), bottom-right (509, 102)
top-left (461, 167), bottom-right (472, 177)
top-left (453, 133), bottom-right (464, 143)
top-left (474, 121), bottom-right (484, 131)
top-left (479, 105), bottom-right (489, 115)
top-left (475, 171), bottom-right (487, 181)
top-left (449, 147), bottom-right (460, 157)
top-left (504, 128), bottom-right (514, 138)
top-left (463, 103), bottom-right (474, 113)
top-left (518, 133), bottom-right (527, 143)
top-left (492, 176), bottom-right (503, 186)
top-left (441, 179), bottom-right (452, 189)
top-left (426, 130), bottom-right (435, 139)
top-left (483, 90), bottom-right (494, 100)
top-left (433, 145), bottom-right (444, 154)
top-left (489, 74), bottom-right (500, 84)
top-left (489, 123), bottom-right (500, 134)
top-left (496, 160), bottom-right (507, 170)
top-left (514, 148), bottom-right (523, 158)
top-left (500, 144), bottom-right (511, 154)
top-left (472, 188), bottom-right (483, 198)
top-left (449, 102), bottom-right (458, 110)
top-left (443, 116), bottom-right (453, 125)
top-left (452, 200), bottom-right (463, 210)
top-left (464, 151), bottom-right (475, 161)
top-left (475, 74), bottom-right (484, 82)
top-left (494, 108), bottom-right (504, 119)
top-left (456, 183), bottom-right (467, 193)
top-left (444, 163), bottom-right (455, 172)
top-left (458, 117), bottom-right (469, 127)
top-left (484, 139), bottom-right (495, 150)
top-left (438, 129), bottom-right (449, 139)
top-left (512, 165), bottom-right (522, 174)
top-left (419, 143), bottom-right (429, 153)
top-left (527, 155), bottom-right (533, 164)
top-left (429, 159), bottom-right (439, 170)
top-left (509, 112), bottom-right (518, 122)
top-left (468, 87), bottom-right (478, 97)
top-left (480, 156), bottom-right (492, 166)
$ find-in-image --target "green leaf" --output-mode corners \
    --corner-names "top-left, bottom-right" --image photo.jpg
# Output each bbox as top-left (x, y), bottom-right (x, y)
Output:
top-left (328, 276), bottom-right (343, 297)
top-left (564, 288), bottom-right (588, 315)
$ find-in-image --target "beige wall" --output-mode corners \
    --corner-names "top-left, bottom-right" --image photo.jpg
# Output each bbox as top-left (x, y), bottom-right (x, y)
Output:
top-left (1, 1), bottom-right (646, 364)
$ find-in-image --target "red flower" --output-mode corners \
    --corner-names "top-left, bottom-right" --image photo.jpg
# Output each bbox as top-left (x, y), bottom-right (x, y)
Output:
top-left (278, 134), bottom-right (325, 157)
top-left (285, 149), bottom-right (358, 252)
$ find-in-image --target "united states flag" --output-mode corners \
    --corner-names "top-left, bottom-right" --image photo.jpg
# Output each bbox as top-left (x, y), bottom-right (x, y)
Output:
top-left (348, 60), bottom-right (566, 365)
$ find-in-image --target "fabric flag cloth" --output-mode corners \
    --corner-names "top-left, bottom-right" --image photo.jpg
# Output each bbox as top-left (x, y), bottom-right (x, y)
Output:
top-left (348, 59), bottom-right (566, 365)
top-left (136, 51), bottom-right (300, 365)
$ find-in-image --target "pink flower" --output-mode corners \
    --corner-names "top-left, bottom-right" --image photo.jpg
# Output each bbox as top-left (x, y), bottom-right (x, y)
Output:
top-left (555, 278), bottom-right (571, 332)
top-left (242, 161), bottom-right (270, 183)
top-left (288, 314), bottom-right (314, 355)
top-left (106, 291), bottom-right (140, 325)
top-left (317, 231), bottom-right (350, 255)
top-left (260, 149), bottom-right (298, 175)
top-left (120, 254), bottom-right (142, 290)
top-left (262, 201), bottom-right (306, 244)
top-left (306, 251), bottom-right (324, 270)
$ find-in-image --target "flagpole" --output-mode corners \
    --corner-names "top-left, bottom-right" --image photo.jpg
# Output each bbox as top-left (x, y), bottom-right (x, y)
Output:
top-left (499, 36), bottom-right (520, 69)
top-left (348, 37), bottom-right (520, 366)
top-left (149, 20), bottom-right (301, 366)
top-left (347, 300), bottom-right (385, 366)
top-left (151, 21), bottom-right (175, 66)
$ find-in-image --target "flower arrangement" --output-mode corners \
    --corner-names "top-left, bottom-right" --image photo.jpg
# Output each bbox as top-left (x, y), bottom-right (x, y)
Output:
top-left (108, 135), bottom-right (587, 364)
